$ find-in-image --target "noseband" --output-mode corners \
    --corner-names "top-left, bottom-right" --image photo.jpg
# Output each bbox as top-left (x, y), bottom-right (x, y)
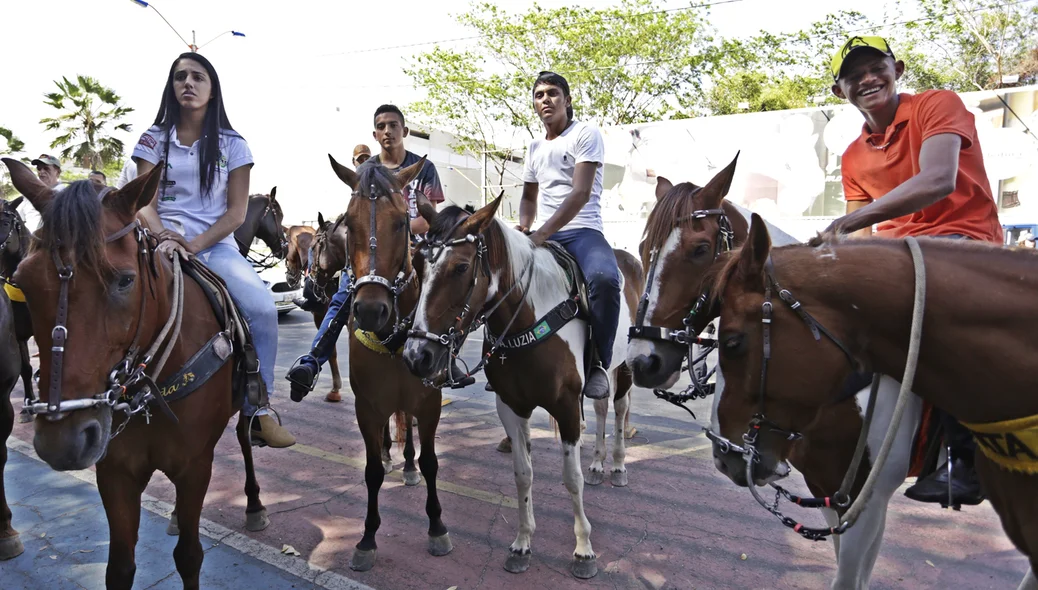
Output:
top-left (627, 196), bottom-right (734, 415)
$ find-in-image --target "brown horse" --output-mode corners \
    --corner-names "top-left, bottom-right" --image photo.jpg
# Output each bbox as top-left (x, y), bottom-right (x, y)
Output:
top-left (402, 196), bottom-right (643, 579)
top-left (625, 156), bottom-right (927, 588)
top-left (285, 222), bottom-right (345, 403)
top-left (711, 213), bottom-right (1038, 579)
top-left (2, 158), bottom-right (268, 589)
top-left (0, 197), bottom-right (36, 419)
top-left (324, 154), bottom-right (451, 572)
top-left (0, 285), bottom-right (24, 560)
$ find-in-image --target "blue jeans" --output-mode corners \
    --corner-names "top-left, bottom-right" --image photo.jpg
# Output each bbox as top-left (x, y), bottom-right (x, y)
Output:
top-left (310, 276), bottom-right (352, 366)
top-left (197, 243), bottom-right (278, 415)
top-left (549, 228), bottom-right (621, 368)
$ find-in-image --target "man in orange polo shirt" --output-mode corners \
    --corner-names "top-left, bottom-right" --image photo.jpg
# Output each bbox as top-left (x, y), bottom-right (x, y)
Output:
top-left (825, 36), bottom-right (1003, 507)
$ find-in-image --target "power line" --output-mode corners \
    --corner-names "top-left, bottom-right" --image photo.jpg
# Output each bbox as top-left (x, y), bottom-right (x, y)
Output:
top-left (318, 0), bottom-right (747, 57)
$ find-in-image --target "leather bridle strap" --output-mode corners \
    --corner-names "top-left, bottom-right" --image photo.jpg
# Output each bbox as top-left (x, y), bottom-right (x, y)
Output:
top-left (47, 250), bottom-right (73, 414)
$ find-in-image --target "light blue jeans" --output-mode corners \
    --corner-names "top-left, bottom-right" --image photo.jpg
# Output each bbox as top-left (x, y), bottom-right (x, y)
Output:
top-left (197, 242), bottom-right (278, 416)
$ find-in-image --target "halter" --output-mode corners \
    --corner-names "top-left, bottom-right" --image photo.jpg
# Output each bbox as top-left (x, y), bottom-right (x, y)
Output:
top-left (627, 195), bottom-right (735, 415)
top-left (0, 206), bottom-right (24, 256)
top-left (408, 215), bottom-right (535, 388)
top-left (342, 184), bottom-right (417, 346)
top-left (26, 220), bottom-right (183, 439)
top-left (701, 255), bottom-right (869, 541)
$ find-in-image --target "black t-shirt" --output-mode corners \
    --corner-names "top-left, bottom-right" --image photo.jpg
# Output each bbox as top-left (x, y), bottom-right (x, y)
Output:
top-left (372, 151), bottom-right (444, 219)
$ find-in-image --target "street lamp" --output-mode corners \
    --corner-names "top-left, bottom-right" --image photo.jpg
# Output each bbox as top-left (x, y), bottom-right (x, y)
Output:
top-left (130, 0), bottom-right (245, 52)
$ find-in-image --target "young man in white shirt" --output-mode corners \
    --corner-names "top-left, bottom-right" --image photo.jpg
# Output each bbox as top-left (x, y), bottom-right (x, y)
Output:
top-left (517, 71), bottom-right (618, 400)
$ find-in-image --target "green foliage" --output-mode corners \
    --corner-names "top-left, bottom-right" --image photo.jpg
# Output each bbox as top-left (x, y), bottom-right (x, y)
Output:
top-left (40, 75), bottom-right (134, 171)
top-left (0, 125), bottom-right (27, 198)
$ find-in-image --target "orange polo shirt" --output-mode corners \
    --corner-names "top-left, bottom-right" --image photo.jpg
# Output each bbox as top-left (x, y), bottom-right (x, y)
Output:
top-left (841, 90), bottom-right (1003, 243)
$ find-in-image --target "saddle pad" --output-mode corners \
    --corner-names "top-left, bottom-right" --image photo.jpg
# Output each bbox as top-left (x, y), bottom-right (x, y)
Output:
top-left (542, 240), bottom-right (590, 318)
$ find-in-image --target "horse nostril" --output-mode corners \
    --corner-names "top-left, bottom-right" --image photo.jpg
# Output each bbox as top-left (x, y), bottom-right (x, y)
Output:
top-left (80, 421), bottom-right (101, 455)
top-left (633, 354), bottom-right (660, 375)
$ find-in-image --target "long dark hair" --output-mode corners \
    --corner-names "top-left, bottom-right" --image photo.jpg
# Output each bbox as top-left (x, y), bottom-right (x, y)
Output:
top-left (152, 52), bottom-right (239, 199)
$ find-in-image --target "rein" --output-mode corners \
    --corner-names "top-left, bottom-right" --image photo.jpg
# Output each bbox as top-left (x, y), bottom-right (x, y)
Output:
top-left (27, 221), bottom-right (186, 439)
top-left (627, 198), bottom-right (734, 415)
top-left (705, 236), bottom-right (926, 540)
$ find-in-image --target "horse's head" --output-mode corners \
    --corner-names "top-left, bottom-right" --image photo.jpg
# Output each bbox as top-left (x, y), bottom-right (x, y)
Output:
top-left (284, 225), bottom-right (315, 289)
top-left (329, 154), bottom-right (429, 331)
top-left (626, 153), bottom-right (747, 389)
top-left (251, 187), bottom-right (287, 258)
top-left (0, 196), bottom-right (29, 274)
top-left (2, 157), bottom-right (165, 471)
top-left (403, 197), bottom-right (502, 382)
top-left (711, 214), bottom-right (853, 487)
top-left (310, 211), bottom-right (347, 296)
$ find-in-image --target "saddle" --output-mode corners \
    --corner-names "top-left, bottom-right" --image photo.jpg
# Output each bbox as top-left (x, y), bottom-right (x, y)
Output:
top-left (543, 241), bottom-right (591, 319)
top-left (160, 256), bottom-right (267, 410)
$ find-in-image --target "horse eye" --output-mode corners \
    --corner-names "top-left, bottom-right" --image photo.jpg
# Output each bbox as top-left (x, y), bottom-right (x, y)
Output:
top-left (692, 243), bottom-right (711, 259)
top-left (453, 262), bottom-right (470, 276)
top-left (116, 274), bottom-right (135, 290)
top-left (721, 334), bottom-right (745, 357)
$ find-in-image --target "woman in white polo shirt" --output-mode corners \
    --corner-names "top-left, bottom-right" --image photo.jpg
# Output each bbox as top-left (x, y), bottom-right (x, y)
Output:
top-left (132, 52), bottom-right (294, 448)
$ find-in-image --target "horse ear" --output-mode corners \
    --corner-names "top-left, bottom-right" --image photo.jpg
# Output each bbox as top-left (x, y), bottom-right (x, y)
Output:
top-left (328, 154), bottom-right (359, 189)
top-left (700, 151), bottom-right (740, 209)
top-left (318, 212), bottom-right (326, 227)
top-left (269, 186), bottom-right (277, 202)
top-left (655, 176), bottom-right (673, 201)
top-left (396, 154), bottom-right (427, 188)
top-left (108, 159), bottom-right (164, 216)
top-left (460, 194), bottom-right (502, 236)
top-left (737, 212), bottom-right (771, 281)
top-left (413, 188), bottom-right (437, 225)
top-left (10, 196), bottom-right (24, 210)
top-left (2, 157), bottom-right (53, 212)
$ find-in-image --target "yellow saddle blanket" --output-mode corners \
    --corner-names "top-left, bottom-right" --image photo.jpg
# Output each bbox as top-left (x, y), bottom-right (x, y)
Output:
top-left (962, 414), bottom-right (1038, 474)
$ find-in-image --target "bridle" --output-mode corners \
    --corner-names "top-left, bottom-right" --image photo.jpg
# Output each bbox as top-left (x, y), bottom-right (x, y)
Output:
top-left (408, 215), bottom-right (535, 388)
top-left (238, 196), bottom-right (288, 269)
top-left (343, 183), bottom-right (417, 344)
top-left (305, 222), bottom-right (339, 304)
top-left (26, 214), bottom-right (185, 440)
top-left (627, 193), bottom-right (735, 415)
top-left (0, 206), bottom-right (24, 255)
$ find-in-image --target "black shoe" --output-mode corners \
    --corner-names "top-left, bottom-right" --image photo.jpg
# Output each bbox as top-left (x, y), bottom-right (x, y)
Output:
top-left (293, 297), bottom-right (316, 312)
top-left (583, 364), bottom-right (610, 400)
top-left (448, 358), bottom-right (475, 389)
top-left (904, 457), bottom-right (985, 507)
top-left (286, 356), bottom-right (319, 402)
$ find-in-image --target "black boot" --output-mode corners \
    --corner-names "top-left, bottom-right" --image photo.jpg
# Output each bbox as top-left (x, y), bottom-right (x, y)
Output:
top-left (286, 356), bottom-right (320, 402)
top-left (904, 456), bottom-right (984, 507)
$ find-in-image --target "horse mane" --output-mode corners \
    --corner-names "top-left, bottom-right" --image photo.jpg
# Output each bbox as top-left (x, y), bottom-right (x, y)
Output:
top-left (487, 218), bottom-right (567, 300)
top-left (639, 182), bottom-right (704, 262)
top-left (426, 205), bottom-right (471, 242)
top-left (34, 180), bottom-right (109, 281)
top-left (356, 160), bottom-right (404, 202)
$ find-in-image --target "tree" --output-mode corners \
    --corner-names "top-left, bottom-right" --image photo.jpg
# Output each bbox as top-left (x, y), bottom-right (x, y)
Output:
top-left (40, 75), bottom-right (134, 171)
top-left (1, 126), bottom-right (26, 198)
top-left (406, 0), bottom-right (723, 198)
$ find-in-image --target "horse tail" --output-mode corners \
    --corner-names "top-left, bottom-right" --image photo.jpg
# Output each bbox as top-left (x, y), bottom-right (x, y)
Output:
top-left (394, 411), bottom-right (408, 444)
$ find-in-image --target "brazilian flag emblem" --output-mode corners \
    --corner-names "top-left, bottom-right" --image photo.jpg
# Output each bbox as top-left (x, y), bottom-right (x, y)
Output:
top-left (533, 321), bottom-right (550, 339)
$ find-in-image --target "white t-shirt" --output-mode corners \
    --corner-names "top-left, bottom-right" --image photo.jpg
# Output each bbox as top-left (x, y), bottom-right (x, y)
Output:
top-left (522, 120), bottom-right (605, 234)
top-left (132, 125), bottom-right (253, 249)
top-left (115, 158), bottom-right (137, 189)
top-left (16, 182), bottom-right (66, 232)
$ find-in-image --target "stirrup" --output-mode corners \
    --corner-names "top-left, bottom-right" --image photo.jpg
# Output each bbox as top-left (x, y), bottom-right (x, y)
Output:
top-left (286, 355), bottom-right (320, 392)
top-left (246, 405), bottom-right (283, 448)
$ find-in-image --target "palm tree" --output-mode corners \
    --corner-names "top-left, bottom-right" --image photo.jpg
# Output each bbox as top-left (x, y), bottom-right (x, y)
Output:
top-left (40, 76), bottom-right (134, 171)
top-left (1, 126), bottom-right (26, 197)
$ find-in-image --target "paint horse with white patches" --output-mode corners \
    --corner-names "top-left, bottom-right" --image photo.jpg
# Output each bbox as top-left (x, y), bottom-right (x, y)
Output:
top-left (403, 197), bottom-right (643, 579)
top-left (324, 155), bottom-right (453, 572)
top-left (626, 154), bottom-right (923, 590)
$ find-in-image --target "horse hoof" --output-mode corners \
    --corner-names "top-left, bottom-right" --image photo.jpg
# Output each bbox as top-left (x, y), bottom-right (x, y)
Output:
top-left (570, 554), bottom-right (598, 579)
top-left (586, 469), bottom-right (605, 486)
top-left (503, 550), bottom-right (531, 573)
top-left (624, 426), bottom-right (637, 440)
top-left (246, 509), bottom-right (270, 532)
top-left (428, 533), bottom-right (453, 556)
top-left (382, 460), bottom-right (394, 474)
top-left (324, 391), bottom-right (342, 403)
top-left (496, 437), bottom-right (512, 453)
top-left (0, 533), bottom-right (25, 560)
top-left (166, 513), bottom-right (180, 536)
top-left (349, 548), bottom-right (377, 572)
top-left (18, 411), bottom-right (33, 424)
top-left (403, 470), bottom-right (421, 486)
top-left (611, 470), bottom-right (629, 487)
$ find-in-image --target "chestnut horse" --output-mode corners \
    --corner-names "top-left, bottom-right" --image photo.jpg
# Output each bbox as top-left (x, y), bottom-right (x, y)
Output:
top-left (285, 221), bottom-right (345, 403)
top-left (3, 159), bottom-right (268, 589)
top-left (626, 155), bottom-right (923, 589)
top-left (324, 155), bottom-right (451, 571)
top-left (711, 214), bottom-right (1037, 584)
top-left (0, 286), bottom-right (24, 561)
top-left (402, 196), bottom-right (643, 579)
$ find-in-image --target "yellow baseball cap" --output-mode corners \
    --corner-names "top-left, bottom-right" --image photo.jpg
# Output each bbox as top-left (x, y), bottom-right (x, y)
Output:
top-left (830, 36), bottom-right (895, 81)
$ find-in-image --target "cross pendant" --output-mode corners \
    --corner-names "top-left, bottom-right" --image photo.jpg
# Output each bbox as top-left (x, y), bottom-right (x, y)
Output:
top-left (499, 352), bottom-right (507, 365)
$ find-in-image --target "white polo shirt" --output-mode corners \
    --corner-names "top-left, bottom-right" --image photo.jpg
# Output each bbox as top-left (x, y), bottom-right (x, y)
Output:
top-left (522, 120), bottom-right (605, 234)
top-left (132, 125), bottom-right (253, 249)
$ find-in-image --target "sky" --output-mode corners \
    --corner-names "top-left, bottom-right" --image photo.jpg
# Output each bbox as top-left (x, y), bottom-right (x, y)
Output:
top-left (1, 0), bottom-right (891, 223)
